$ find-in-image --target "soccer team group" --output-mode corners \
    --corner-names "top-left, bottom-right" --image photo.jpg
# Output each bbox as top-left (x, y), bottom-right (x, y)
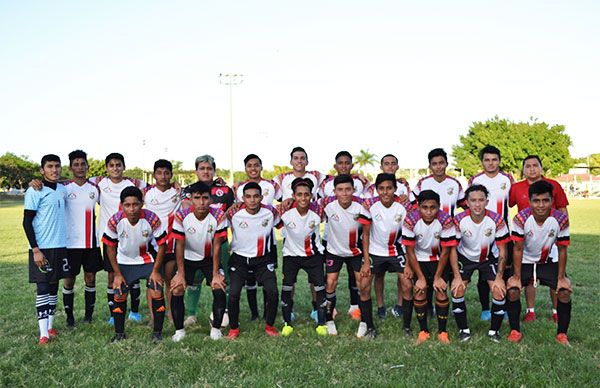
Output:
top-left (23, 145), bottom-right (573, 345)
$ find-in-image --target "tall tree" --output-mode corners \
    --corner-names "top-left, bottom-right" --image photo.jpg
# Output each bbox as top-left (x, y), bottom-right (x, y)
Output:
top-left (0, 153), bottom-right (39, 189)
top-left (354, 149), bottom-right (378, 171)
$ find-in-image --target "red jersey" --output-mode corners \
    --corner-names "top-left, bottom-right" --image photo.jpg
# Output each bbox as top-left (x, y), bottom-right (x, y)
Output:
top-left (509, 177), bottom-right (569, 211)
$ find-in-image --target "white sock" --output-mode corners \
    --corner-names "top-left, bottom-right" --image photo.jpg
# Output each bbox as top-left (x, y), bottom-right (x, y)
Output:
top-left (552, 308), bottom-right (558, 314)
top-left (527, 308), bottom-right (535, 313)
top-left (38, 318), bottom-right (49, 338)
top-left (48, 315), bottom-right (55, 330)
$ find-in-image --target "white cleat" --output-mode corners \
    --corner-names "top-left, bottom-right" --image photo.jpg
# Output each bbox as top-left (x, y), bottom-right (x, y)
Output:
top-left (356, 322), bottom-right (368, 338)
top-left (210, 327), bottom-right (223, 340)
top-left (184, 316), bottom-right (197, 328)
top-left (326, 320), bottom-right (338, 335)
top-left (172, 329), bottom-right (186, 342)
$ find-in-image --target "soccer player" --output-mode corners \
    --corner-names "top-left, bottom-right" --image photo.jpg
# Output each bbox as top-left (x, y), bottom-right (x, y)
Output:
top-left (62, 150), bottom-right (103, 326)
top-left (170, 182), bottom-right (228, 341)
top-left (321, 174), bottom-right (372, 336)
top-left (101, 187), bottom-right (168, 342)
top-left (468, 145), bottom-right (515, 321)
top-left (23, 154), bottom-right (69, 344)
top-left (505, 181), bottom-right (572, 345)
top-left (226, 182), bottom-right (281, 339)
top-left (277, 178), bottom-right (328, 336)
top-left (451, 185), bottom-right (511, 342)
top-left (362, 174), bottom-right (413, 336)
top-left (509, 155), bottom-right (569, 323)
top-left (402, 190), bottom-right (457, 344)
top-left (364, 154), bottom-right (411, 200)
top-left (274, 146), bottom-right (325, 201)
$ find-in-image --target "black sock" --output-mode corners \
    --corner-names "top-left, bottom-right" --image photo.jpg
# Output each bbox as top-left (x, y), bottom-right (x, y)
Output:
top-left (228, 292), bottom-right (241, 330)
top-left (452, 296), bottom-right (468, 331)
top-left (436, 298), bottom-right (449, 333)
top-left (477, 279), bottom-right (490, 311)
top-left (414, 298), bottom-right (428, 332)
top-left (360, 298), bottom-right (374, 329)
top-left (426, 287), bottom-right (434, 314)
top-left (281, 285), bottom-right (293, 324)
top-left (264, 287), bottom-right (278, 327)
top-left (402, 298), bottom-right (413, 329)
top-left (315, 287), bottom-right (326, 325)
top-left (171, 295), bottom-right (184, 330)
top-left (506, 297), bottom-right (521, 332)
top-left (48, 284), bottom-right (58, 321)
top-left (84, 285), bottom-right (96, 318)
top-left (556, 299), bottom-right (571, 335)
top-left (211, 289), bottom-right (227, 328)
top-left (263, 288), bottom-right (268, 320)
top-left (113, 300), bottom-right (126, 334)
top-left (348, 271), bottom-right (359, 305)
top-left (130, 282), bottom-right (141, 313)
top-left (63, 286), bottom-right (75, 320)
top-left (312, 300), bottom-right (318, 311)
top-left (490, 298), bottom-right (505, 332)
top-left (151, 297), bottom-right (165, 333)
top-left (107, 287), bottom-right (114, 318)
top-left (246, 286), bottom-right (258, 317)
top-left (326, 292), bottom-right (337, 321)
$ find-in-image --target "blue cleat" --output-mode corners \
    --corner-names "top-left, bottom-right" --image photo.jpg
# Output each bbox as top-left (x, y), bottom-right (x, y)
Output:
top-left (310, 310), bottom-right (318, 323)
top-left (107, 316), bottom-right (114, 326)
top-left (480, 310), bottom-right (491, 321)
top-left (290, 312), bottom-right (296, 322)
top-left (128, 312), bottom-right (142, 322)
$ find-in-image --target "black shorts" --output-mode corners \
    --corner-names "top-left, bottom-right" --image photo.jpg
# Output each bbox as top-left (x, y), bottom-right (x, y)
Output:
top-left (457, 253), bottom-right (498, 282)
top-left (183, 259), bottom-right (223, 286)
top-left (371, 254), bottom-right (406, 275)
top-left (520, 262), bottom-right (567, 290)
top-left (115, 263), bottom-right (163, 294)
top-left (67, 248), bottom-right (103, 276)
top-left (418, 261), bottom-right (450, 286)
top-left (282, 255), bottom-right (325, 288)
top-left (325, 251), bottom-right (362, 274)
top-left (228, 253), bottom-right (277, 284)
top-left (102, 243), bottom-right (114, 272)
top-left (29, 248), bottom-right (69, 284)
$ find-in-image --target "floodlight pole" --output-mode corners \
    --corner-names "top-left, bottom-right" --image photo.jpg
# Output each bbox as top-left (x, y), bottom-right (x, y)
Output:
top-left (219, 73), bottom-right (244, 185)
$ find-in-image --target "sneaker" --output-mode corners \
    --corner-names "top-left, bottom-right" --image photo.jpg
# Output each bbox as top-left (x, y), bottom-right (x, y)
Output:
top-left (128, 312), bottom-right (142, 322)
top-left (326, 320), bottom-right (338, 335)
top-left (364, 328), bottom-right (377, 339)
top-left (377, 306), bottom-right (387, 319)
top-left (523, 311), bottom-right (536, 322)
top-left (552, 312), bottom-right (558, 324)
top-left (227, 328), bottom-right (240, 340)
top-left (348, 305), bottom-right (361, 321)
top-left (416, 330), bottom-right (430, 344)
top-left (66, 316), bottom-right (75, 327)
top-left (556, 333), bottom-right (570, 346)
top-left (38, 336), bottom-right (49, 345)
top-left (315, 325), bottom-right (328, 336)
top-left (391, 305), bottom-right (402, 318)
top-left (111, 333), bottom-right (127, 342)
top-left (107, 316), bottom-right (114, 326)
top-left (48, 328), bottom-right (58, 338)
top-left (83, 315), bottom-right (93, 324)
top-left (281, 324), bottom-right (294, 337)
top-left (183, 316), bottom-right (197, 328)
top-left (403, 327), bottom-right (413, 337)
top-left (310, 309), bottom-right (318, 323)
top-left (265, 325), bottom-right (279, 337)
top-left (488, 331), bottom-right (501, 343)
top-left (480, 310), bottom-right (491, 321)
top-left (356, 322), bottom-right (368, 338)
top-left (172, 329), bottom-right (186, 342)
top-left (458, 329), bottom-right (471, 342)
top-left (438, 331), bottom-right (450, 344)
top-left (210, 327), bottom-right (223, 340)
top-left (151, 332), bottom-right (163, 343)
top-left (507, 330), bottom-right (523, 343)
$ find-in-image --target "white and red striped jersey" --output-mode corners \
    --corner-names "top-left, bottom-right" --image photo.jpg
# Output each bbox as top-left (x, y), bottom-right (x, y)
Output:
top-left (454, 209), bottom-right (511, 263)
top-left (63, 180), bottom-right (100, 249)
top-left (92, 176), bottom-right (146, 242)
top-left (321, 196), bottom-right (371, 257)
top-left (364, 179), bottom-right (410, 199)
top-left (274, 171), bottom-right (325, 200)
top-left (143, 185), bottom-right (181, 254)
top-left (277, 202), bottom-right (324, 257)
top-left (227, 204), bottom-right (281, 258)
top-left (101, 209), bottom-right (167, 265)
top-left (468, 171), bottom-right (515, 224)
top-left (411, 175), bottom-right (465, 216)
top-left (511, 208), bottom-right (570, 264)
top-left (171, 207), bottom-right (228, 262)
top-left (364, 196), bottom-right (412, 257)
top-left (234, 179), bottom-right (282, 205)
top-left (402, 209), bottom-right (457, 262)
top-left (318, 175), bottom-right (366, 198)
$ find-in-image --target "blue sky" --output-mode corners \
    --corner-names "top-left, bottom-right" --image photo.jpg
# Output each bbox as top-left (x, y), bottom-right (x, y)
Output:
top-left (1, 0), bottom-right (599, 172)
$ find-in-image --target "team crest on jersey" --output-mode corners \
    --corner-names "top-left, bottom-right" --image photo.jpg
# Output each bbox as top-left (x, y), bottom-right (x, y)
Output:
top-left (353, 214), bottom-right (359, 221)
top-left (331, 214), bottom-right (340, 222)
top-left (262, 219), bottom-right (269, 227)
top-left (89, 192), bottom-right (96, 199)
top-left (263, 189), bottom-right (270, 196)
top-left (171, 197), bottom-right (178, 203)
top-left (215, 189), bottom-right (224, 197)
top-left (103, 187), bottom-right (112, 193)
top-left (150, 198), bottom-right (159, 205)
top-left (142, 229), bottom-right (150, 238)
top-left (287, 222), bottom-right (297, 229)
top-left (463, 229), bottom-right (473, 237)
top-left (434, 232), bottom-right (441, 239)
top-left (239, 221), bottom-right (248, 229)
top-left (501, 183), bottom-right (507, 190)
top-left (484, 228), bottom-right (493, 237)
top-left (308, 221), bottom-right (317, 229)
top-left (527, 230), bottom-right (534, 237)
top-left (68, 193), bottom-right (77, 199)
top-left (416, 234), bottom-right (424, 241)
top-left (207, 225), bottom-right (214, 233)
top-left (394, 215), bottom-right (402, 223)
top-left (267, 263), bottom-right (275, 272)
top-left (187, 227), bottom-right (196, 234)
top-left (447, 187), bottom-right (454, 195)
top-left (119, 231), bottom-right (129, 239)
top-left (548, 229), bottom-right (556, 238)
top-left (375, 213), bottom-right (383, 221)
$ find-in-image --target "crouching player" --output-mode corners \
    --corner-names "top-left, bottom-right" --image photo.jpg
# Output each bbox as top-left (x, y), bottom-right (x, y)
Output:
top-left (402, 190), bottom-right (457, 344)
top-left (278, 178), bottom-right (328, 336)
top-left (451, 185), bottom-right (510, 342)
top-left (102, 187), bottom-right (168, 342)
top-left (170, 182), bottom-right (228, 341)
top-left (506, 181), bottom-right (572, 345)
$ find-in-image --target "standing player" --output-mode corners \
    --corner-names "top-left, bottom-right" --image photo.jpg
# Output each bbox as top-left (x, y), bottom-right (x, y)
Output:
top-left (170, 182), bottom-right (228, 341)
top-left (23, 154), bottom-right (69, 344)
top-left (402, 190), bottom-right (458, 344)
top-left (274, 146), bottom-right (325, 201)
top-left (321, 174), bottom-right (372, 336)
top-left (362, 174), bottom-right (413, 336)
top-left (226, 182), bottom-right (281, 339)
top-left (468, 145), bottom-right (515, 321)
top-left (509, 155), bottom-right (569, 323)
top-left (505, 181), bottom-right (572, 345)
top-left (451, 185), bottom-right (511, 342)
top-left (101, 187), bottom-right (168, 342)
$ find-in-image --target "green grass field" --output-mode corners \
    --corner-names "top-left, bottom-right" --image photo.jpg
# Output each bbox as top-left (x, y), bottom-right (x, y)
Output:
top-left (1, 199), bottom-right (599, 387)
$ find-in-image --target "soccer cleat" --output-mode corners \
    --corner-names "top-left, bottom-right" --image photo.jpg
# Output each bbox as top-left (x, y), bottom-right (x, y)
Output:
top-left (438, 331), bottom-right (450, 344)
top-left (316, 325), bottom-right (328, 336)
top-left (172, 329), bottom-right (186, 342)
top-left (403, 327), bottom-right (413, 337)
top-left (391, 305), bottom-right (402, 318)
top-left (458, 329), bottom-right (471, 342)
top-left (488, 331), bottom-right (501, 343)
top-left (66, 316), bottom-right (75, 327)
top-left (107, 316), bottom-right (114, 326)
top-left (556, 333), bottom-right (570, 346)
top-left (227, 328), bottom-right (240, 340)
top-left (349, 306), bottom-right (361, 321)
top-left (377, 306), bottom-right (387, 319)
top-left (281, 324), bottom-right (294, 337)
top-left (523, 311), bottom-right (536, 322)
top-left (210, 327), bottom-right (223, 340)
top-left (152, 332), bottom-right (163, 343)
top-left (48, 328), bottom-right (58, 338)
top-left (183, 315), bottom-right (197, 328)
top-left (326, 320), bottom-right (338, 335)
top-left (356, 322), bottom-right (368, 338)
top-left (38, 336), bottom-right (49, 345)
top-left (364, 328), bottom-right (377, 340)
top-left (111, 333), bottom-right (127, 342)
top-left (416, 330), bottom-right (430, 344)
top-left (508, 330), bottom-right (523, 343)
top-left (552, 312), bottom-right (558, 324)
top-left (480, 310), bottom-right (491, 321)
top-left (310, 309), bottom-right (318, 323)
top-left (265, 325), bottom-right (279, 337)
top-left (128, 312), bottom-right (142, 322)
top-left (290, 312), bottom-right (296, 322)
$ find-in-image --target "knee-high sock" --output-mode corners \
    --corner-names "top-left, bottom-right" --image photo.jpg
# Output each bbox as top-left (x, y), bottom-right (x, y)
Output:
top-left (63, 286), bottom-right (75, 320)
top-left (48, 283), bottom-right (58, 329)
top-left (402, 298), bottom-right (413, 329)
top-left (112, 300), bottom-right (127, 334)
top-left (326, 292), bottom-right (337, 321)
top-left (315, 286), bottom-right (327, 325)
top-left (557, 299), bottom-right (571, 335)
top-left (130, 282), bottom-right (141, 313)
top-left (151, 297), bottom-right (165, 333)
top-left (36, 283), bottom-right (50, 338)
top-left (477, 279), bottom-right (490, 311)
top-left (414, 298), bottom-right (428, 332)
top-left (360, 298), bottom-right (374, 329)
top-left (281, 285), bottom-right (294, 324)
top-left (171, 295), bottom-right (184, 330)
top-left (348, 271), bottom-right (359, 306)
top-left (107, 287), bottom-right (115, 317)
top-left (84, 285), bottom-right (96, 318)
top-left (436, 298), bottom-right (449, 333)
top-left (452, 296), bottom-right (468, 330)
top-left (490, 298), bottom-right (505, 332)
top-left (211, 289), bottom-right (227, 328)
top-left (506, 297), bottom-right (521, 332)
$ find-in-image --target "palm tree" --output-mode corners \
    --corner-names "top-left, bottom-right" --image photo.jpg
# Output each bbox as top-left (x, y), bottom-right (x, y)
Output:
top-left (354, 149), bottom-right (378, 172)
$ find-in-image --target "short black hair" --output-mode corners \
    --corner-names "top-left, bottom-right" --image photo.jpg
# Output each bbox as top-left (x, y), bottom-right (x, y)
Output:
top-left (335, 151), bottom-right (352, 162)
top-left (417, 189), bottom-right (440, 205)
top-left (244, 154), bottom-right (262, 165)
top-left (479, 145), bottom-right (501, 161)
top-left (333, 174), bottom-right (354, 187)
top-left (153, 159), bottom-right (172, 172)
top-left (41, 154), bottom-right (61, 168)
top-left (465, 184), bottom-right (489, 199)
top-left (105, 152), bottom-right (125, 167)
top-left (187, 181), bottom-right (211, 196)
top-left (68, 150), bottom-right (87, 166)
top-left (375, 173), bottom-right (397, 189)
top-left (380, 154), bottom-right (398, 164)
top-left (120, 186), bottom-right (143, 203)
top-left (523, 155), bottom-right (543, 169)
top-left (528, 180), bottom-right (553, 199)
top-left (243, 181), bottom-right (262, 195)
top-left (290, 146), bottom-right (307, 159)
top-left (291, 177), bottom-right (314, 193)
top-left (427, 148), bottom-right (447, 163)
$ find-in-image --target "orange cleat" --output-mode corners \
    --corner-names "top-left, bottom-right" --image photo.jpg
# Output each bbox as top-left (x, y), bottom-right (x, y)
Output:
top-left (350, 307), bottom-right (362, 321)
top-left (227, 328), bottom-right (240, 340)
top-left (38, 336), bottom-right (49, 345)
top-left (556, 333), bottom-right (570, 346)
top-left (508, 330), bottom-right (523, 343)
top-left (437, 331), bottom-right (450, 344)
top-left (48, 329), bottom-right (58, 338)
top-left (523, 311), bottom-right (536, 322)
top-left (416, 330), bottom-right (430, 344)
top-left (265, 325), bottom-right (279, 337)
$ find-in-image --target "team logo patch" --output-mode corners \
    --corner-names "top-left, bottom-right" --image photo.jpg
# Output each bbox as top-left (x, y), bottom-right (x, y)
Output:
top-left (326, 259), bottom-right (334, 267)
top-left (68, 193), bottom-right (77, 199)
top-left (447, 187), bottom-right (454, 195)
top-left (150, 198), bottom-right (159, 205)
top-left (501, 183), bottom-right (507, 190)
top-left (484, 228), bottom-right (493, 237)
top-left (103, 187), bottom-right (111, 193)
top-left (142, 230), bottom-right (150, 238)
top-left (463, 229), bottom-right (473, 237)
top-left (353, 214), bottom-right (359, 221)
top-left (89, 192), bottom-right (96, 199)
top-left (187, 227), bottom-right (196, 234)
top-left (207, 225), bottom-right (214, 233)
top-left (267, 263), bottom-right (275, 272)
top-left (527, 230), bottom-right (534, 237)
top-left (172, 197), bottom-right (178, 203)
top-left (239, 221), bottom-right (248, 229)
top-left (394, 215), bottom-right (402, 223)
top-left (263, 189), bottom-right (270, 196)
top-left (434, 232), bottom-right (441, 239)
top-left (417, 234), bottom-right (424, 241)
top-left (548, 229), bottom-right (556, 238)
top-left (262, 219), bottom-right (269, 227)
top-left (331, 214), bottom-right (340, 222)
top-left (215, 189), bottom-right (224, 197)
top-left (287, 222), bottom-right (297, 229)
top-left (375, 213), bottom-right (383, 221)
top-left (308, 220), bottom-right (317, 229)
top-left (119, 231), bottom-right (129, 239)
